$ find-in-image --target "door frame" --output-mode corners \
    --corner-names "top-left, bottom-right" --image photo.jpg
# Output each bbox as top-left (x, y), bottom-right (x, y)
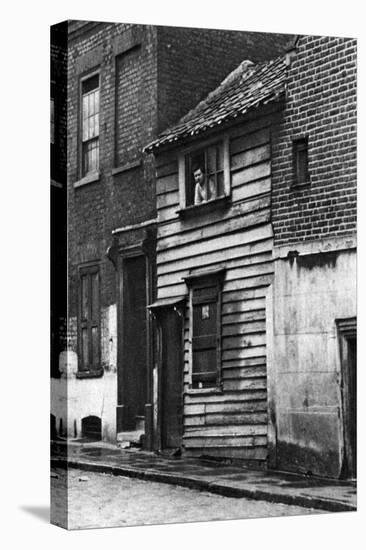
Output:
top-left (149, 298), bottom-right (186, 451)
top-left (336, 317), bottom-right (357, 479)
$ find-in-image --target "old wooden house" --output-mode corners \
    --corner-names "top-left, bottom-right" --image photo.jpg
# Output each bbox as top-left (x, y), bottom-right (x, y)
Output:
top-left (145, 34), bottom-right (357, 479)
top-left (145, 57), bottom-right (286, 464)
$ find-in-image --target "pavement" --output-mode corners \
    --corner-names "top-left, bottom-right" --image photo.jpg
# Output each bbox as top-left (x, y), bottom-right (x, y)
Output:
top-left (51, 439), bottom-right (356, 513)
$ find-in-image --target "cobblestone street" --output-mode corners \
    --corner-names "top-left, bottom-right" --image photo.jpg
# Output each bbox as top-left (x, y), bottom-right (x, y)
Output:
top-left (51, 468), bottom-right (319, 530)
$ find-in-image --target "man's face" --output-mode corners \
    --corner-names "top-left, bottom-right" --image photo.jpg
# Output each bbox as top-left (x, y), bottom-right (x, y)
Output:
top-left (193, 168), bottom-right (204, 186)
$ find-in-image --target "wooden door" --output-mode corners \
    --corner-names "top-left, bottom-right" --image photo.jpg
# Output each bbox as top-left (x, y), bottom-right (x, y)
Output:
top-left (342, 335), bottom-right (357, 478)
top-left (119, 255), bottom-right (147, 431)
top-left (160, 310), bottom-right (184, 449)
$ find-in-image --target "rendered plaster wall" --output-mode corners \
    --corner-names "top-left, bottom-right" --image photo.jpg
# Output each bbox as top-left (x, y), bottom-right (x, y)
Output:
top-left (51, 304), bottom-right (117, 442)
top-left (268, 239), bottom-right (356, 477)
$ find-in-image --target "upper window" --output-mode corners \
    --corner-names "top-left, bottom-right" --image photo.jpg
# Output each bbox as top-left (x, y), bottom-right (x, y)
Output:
top-left (81, 74), bottom-right (100, 177)
top-left (179, 137), bottom-right (230, 210)
top-left (293, 137), bottom-right (309, 186)
top-left (78, 264), bottom-right (101, 375)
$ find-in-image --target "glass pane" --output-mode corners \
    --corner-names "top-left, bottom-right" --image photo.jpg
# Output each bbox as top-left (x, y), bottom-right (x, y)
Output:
top-left (89, 92), bottom-right (95, 116)
top-left (91, 327), bottom-right (99, 367)
top-left (94, 90), bottom-right (100, 114)
top-left (217, 144), bottom-right (224, 170)
top-left (94, 112), bottom-right (99, 136)
top-left (82, 328), bottom-right (89, 369)
top-left (81, 275), bottom-right (88, 320)
top-left (91, 273), bottom-right (99, 321)
top-left (207, 145), bottom-right (217, 173)
top-left (82, 94), bottom-right (89, 119)
top-left (207, 175), bottom-right (217, 200)
top-left (217, 171), bottom-right (224, 196)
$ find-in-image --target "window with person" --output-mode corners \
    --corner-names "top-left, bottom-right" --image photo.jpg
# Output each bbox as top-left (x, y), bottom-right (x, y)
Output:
top-left (184, 142), bottom-right (227, 207)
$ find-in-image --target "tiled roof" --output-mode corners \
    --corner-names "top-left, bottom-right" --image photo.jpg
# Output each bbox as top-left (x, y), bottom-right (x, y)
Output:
top-left (145, 55), bottom-right (287, 152)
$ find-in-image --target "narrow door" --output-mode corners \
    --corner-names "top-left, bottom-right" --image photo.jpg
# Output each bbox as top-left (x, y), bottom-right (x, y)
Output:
top-left (160, 310), bottom-right (184, 449)
top-left (118, 255), bottom-right (147, 431)
top-left (343, 335), bottom-right (357, 478)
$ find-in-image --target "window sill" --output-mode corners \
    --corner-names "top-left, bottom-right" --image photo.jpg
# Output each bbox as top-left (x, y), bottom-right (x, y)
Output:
top-left (76, 368), bottom-right (104, 379)
top-left (74, 171), bottom-right (100, 188)
top-left (291, 180), bottom-right (311, 191)
top-left (177, 195), bottom-right (230, 219)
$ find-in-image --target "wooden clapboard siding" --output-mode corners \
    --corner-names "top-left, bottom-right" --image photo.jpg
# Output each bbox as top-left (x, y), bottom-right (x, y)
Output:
top-left (155, 114), bottom-right (278, 462)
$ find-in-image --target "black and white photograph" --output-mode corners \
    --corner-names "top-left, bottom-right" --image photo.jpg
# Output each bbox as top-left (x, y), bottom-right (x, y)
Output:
top-left (2, 2), bottom-right (363, 546)
top-left (50, 18), bottom-right (357, 530)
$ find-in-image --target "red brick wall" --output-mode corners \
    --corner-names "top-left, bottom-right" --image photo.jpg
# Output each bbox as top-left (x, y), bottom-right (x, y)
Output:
top-left (271, 36), bottom-right (357, 246)
top-left (157, 26), bottom-right (290, 132)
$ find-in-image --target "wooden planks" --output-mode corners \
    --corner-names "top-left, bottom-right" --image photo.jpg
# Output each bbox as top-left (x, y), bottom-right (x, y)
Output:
top-left (154, 118), bottom-right (277, 461)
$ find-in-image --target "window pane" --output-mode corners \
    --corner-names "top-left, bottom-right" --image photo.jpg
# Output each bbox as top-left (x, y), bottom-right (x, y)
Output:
top-left (82, 328), bottom-right (89, 369)
top-left (217, 171), bottom-right (224, 196)
top-left (91, 273), bottom-right (99, 321)
top-left (91, 327), bottom-right (99, 367)
top-left (217, 144), bottom-right (224, 170)
top-left (81, 275), bottom-right (88, 320)
top-left (207, 145), bottom-right (217, 174)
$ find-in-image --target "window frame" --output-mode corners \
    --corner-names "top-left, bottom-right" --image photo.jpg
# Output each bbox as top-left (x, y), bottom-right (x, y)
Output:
top-left (178, 135), bottom-right (231, 213)
top-left (292, 136), bottom-right (310, 188)
top-left (77, 263), bottom-right (103, 378)
top-left (185, 268), bottom-right (225, 392)
top-left (79, 70), bottom-right (101, 181)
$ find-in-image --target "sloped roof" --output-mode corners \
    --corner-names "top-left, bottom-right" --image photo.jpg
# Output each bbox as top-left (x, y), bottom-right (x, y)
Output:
top-left (145, 55), bottom-right (287, 153)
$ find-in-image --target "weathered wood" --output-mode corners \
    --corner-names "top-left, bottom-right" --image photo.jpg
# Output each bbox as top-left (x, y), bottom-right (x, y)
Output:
top-left (222, 289), bottom-right (267, 305)
top-left (223, 378), bottom-right (267, 391)
top-left (184, 424), bottom-right (267, 436)
top-left (157, 239), bottom-right (272, 276)
top-left (204, 400), bottom-right (267, 414)
top-left (157, 284), bottom-right (187, 299)
top-left (224, 274), bottom-right (273, 292)
top-left (221, 356), bottom-right (266, 368)
top-left (232, 178), bottom-right (271, 202)
top-left (223, 347), bottom-right (267, 361)
top-left (156, 161), bottom-right (178, 180)
top-left (231, 161), bottom-right (271, 186)
top-left (222, 333), bottom-right (265, 350)
top-left (222, 366), bottom-right (267, 379)
top-left (222, 309), bottom-right (266, 324)
top-left (230, 127), bottom-right (270, 155)
top-left (222, 321), bottom-right (265, 337)
top-left (156, 172), bottom-right (179, 195)
top-left (157, 190), bottom-right (179, 209)
top-left (157, 224), bottom-right (273, 265)
top-left (184, 390), bottom-right (267, 405)
top-left (157, 208), bottom-right (271, 252)
top-left (157, 204), bottom-right (179, 222)
top-left (157, 195), bottom-right (271, 240)
top-left (158, 257), bottom-right (272, 290)
top-left (182, 435), bottom-right (267, 447)
top-left (200, 412), bottom-right (268, 426)
top-left (231, 144), bottom-right (271, 171)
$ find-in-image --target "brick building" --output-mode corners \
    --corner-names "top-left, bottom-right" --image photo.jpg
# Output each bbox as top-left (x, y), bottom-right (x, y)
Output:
top-left (50, 21), bottom-right (290, 446)
top-left (146, 34), bottom-right (356, 478)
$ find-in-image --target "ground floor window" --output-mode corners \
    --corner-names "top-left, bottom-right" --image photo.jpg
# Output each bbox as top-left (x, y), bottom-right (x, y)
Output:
top-left (186, 269), bottom-right (225, 389)
top-left (78, 264), bottom-right (101, 374)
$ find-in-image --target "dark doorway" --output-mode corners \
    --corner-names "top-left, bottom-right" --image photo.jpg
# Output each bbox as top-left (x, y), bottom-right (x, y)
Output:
top-left (81, 416), bottom-right (102, 441)
top-left (342, 335), bottom-right (357, 478)
top-left (337, 318), bottom-right (357, 479)
top-left (159, 309), bottom-right (184, 449)
top-left (118, 254), bottom-right (147, 432)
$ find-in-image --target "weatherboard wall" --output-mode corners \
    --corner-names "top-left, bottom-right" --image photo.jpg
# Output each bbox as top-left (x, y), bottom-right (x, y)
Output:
top-left (154, 108), bottom-right (281, 462)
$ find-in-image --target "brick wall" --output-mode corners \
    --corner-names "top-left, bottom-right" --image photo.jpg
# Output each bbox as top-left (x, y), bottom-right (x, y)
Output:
top-left (271, 36), bottom-right (357, 246)
top-left (67, 22), bottom-right (159, 319)
top-left (157, 26), bottom-right (290, 132)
